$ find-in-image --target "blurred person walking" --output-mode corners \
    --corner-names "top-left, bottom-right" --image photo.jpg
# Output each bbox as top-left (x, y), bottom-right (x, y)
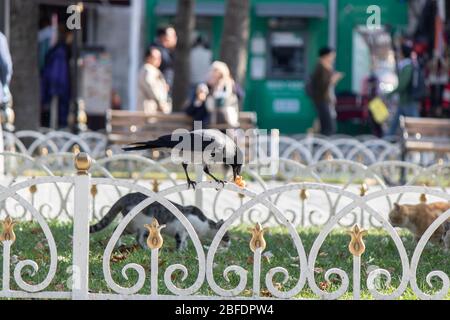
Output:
top-left (0, 31), bottom-right (13, 108)
top-left (0, 31), bottom-right (13, 174)
top-left (137, 47), bottom-right (172, 114)
top-left (365, 74), bottom-right (386, 138)
top-left (307, 47), bottom-right (344, 136)
top-left (40, 25), bottom-right (72, 129)
top-left (386, 42), bottom-right (421, 136)
top-left (190, 35), bottom-right (212, 86)
top-left (152, 26), bottom-right (177, 89)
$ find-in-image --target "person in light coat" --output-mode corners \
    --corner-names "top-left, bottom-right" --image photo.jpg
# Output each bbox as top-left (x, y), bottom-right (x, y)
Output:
top-left (137, 47), bottom-right (171, 114)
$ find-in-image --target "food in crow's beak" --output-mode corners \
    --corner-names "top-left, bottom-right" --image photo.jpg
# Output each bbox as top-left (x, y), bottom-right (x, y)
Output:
top-left (234, 175), bottom-right (246, 188)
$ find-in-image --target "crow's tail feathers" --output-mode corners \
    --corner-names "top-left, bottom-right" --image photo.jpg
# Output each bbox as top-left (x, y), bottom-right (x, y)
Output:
top-left (122, 135), bottom-right (178, 152)
top-left (122, 141), bottom-right (153, 152)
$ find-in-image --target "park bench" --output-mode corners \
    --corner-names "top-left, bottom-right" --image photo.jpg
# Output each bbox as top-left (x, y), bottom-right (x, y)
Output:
top-left (400, 116), bottom-right (450, 161)
top-left (106, 109), bottom-right (258, 146)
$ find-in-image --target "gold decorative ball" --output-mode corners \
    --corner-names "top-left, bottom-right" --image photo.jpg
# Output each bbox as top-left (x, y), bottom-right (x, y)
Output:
top-left (75, 152), bottom-right (91, 173)
top-left (29, 184), bottom-right (37, 194)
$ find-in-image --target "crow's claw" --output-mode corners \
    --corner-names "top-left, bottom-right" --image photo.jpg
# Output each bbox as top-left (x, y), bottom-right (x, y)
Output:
top-left (216, 180), bottom-right (226, 189)
top-left (187, 180), bottom-right (197, 190)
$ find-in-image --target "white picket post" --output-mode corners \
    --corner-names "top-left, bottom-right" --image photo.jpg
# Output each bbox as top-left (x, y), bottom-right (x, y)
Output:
top-left (2, 241), bottom-right (11, 293)
top-left (72, 152), bottom-right (91, 300)
top-left (195, 164), bottom-right (203, 210)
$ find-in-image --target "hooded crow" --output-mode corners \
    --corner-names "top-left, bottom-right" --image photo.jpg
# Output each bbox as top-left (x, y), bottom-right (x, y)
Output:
top-left (123, 129), bottom-right (243, 189)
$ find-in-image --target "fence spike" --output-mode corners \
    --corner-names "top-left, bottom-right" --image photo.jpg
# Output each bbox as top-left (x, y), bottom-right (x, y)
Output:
top-left (152, 179), bottom-right (160, 193)
top-left (359, 183), bottom-right (368, 197)
top-left (347, 224), bottom-right (367, 257)
top-left (90, 184), bottom-right (98, 198)
top-left (300, 189), bottom-right (309, 201)
top-left (249, 223), bottom-right (267, 253)
top-left (145, 218), bottom-right (165, 250)
top-left (0, 216), bottom-right (16, 244)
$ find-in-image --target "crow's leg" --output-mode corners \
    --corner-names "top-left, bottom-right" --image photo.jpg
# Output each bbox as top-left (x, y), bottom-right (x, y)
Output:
top-left (182, 162), bottom-right (196, 189)
top-left (203, 165), bottom-right (226, 187)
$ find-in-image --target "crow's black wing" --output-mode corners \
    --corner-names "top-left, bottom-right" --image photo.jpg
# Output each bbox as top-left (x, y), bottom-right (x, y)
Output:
top-left (122, 132), bottom-right (190, 151)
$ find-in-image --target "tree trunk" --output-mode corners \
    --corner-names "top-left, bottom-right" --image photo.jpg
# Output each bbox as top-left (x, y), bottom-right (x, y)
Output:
top-left (172, 0), bottom-right (195, 111)
top-left (9, 0), bottom-right (40, 131)
top-left (220, 0), bottom-right (250, 86)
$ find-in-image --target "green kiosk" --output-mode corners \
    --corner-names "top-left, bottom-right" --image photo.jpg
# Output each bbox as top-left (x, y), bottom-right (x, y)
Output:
top-left (145, 0), bottom-right (408, 134)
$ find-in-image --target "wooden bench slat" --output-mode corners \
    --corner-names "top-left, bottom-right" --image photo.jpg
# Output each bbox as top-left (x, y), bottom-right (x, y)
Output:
top-left (405, 141), bottom-right (450, 153)
top-left (401, 116), bottom-right (450, 157)
top-left (106, 109), bottom-right (257, 146)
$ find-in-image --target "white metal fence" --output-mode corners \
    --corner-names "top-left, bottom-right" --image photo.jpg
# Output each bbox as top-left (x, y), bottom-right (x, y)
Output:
top-left (0, 152), bottom-right (449, 300)
top-left (3, 128), bottom-right (449, 170)
top-left (6, 129), bottom-right (448, 165)
top-left (0, 150), bottom-right (449, 227)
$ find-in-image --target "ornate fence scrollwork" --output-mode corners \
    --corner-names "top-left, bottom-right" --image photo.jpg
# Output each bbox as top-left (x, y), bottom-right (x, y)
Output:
top-left (0, 147), bottom-right (449, 299)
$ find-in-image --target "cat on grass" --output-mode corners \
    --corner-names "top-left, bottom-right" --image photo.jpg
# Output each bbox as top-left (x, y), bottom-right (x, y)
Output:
top-left (389, 202), bottom-right (450, 250)
top-left (90, 192), bottom-right (230, 250)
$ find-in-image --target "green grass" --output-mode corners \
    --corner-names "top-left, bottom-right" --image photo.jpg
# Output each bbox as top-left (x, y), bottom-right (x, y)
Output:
top-left (2, 221), bottom-right (450, 300)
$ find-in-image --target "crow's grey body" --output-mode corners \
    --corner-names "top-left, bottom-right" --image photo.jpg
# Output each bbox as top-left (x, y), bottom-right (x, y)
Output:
top-left (123, 129), bottom-right (243, 189)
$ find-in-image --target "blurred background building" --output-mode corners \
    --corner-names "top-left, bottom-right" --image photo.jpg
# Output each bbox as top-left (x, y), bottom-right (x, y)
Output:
top-left (0, 0), bottom-right (448, 135)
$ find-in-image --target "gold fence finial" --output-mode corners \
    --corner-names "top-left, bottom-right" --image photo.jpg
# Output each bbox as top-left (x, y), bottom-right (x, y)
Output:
top-left (91, 184), bottom-right (98, 198)
top-left (420, 184), bottom-right (427, 203)
top-left (249, 223), bottom-right (267, 253)
top-left (347, 224), bottom-right (367, 257)
top-left (419, 193), bottom-right (427, 203)
top-left (29, 176), bottom-right (37, 194)
top-left (359, 183), bottom-right (368, 197)
top-left (0, 216), bottom-right (16, 243)
top-left (324, 151), bottom-right (333, 161)
top-left (72, 144), bottom-right (80, 155)
top-left (40, 147), bottom-right (48, 156)
top-left (144, 218), bottom-right (166, 250)
top-left (74, 152), bottom-right (91, 175)
top-left (152, 179), bottom-right (160, 192)
top-left (300, 189), bottom-right (309, 201)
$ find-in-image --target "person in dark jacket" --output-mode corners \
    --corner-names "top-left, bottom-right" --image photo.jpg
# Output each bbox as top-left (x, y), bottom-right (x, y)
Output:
top-left (309, 47), bottom-right (344, 136)
top-left (0, 31), bottom-right (12, 105)
top-left (152, 26), bottom-right (177, 89)
top-left (366, 73), bottom-right (384, 137)
top-left (185, 83), bottom-right (210, 129)
top-left (386, 42), bottom-right (419, 137)
top-left (40, 26), bottom-right (71, 128)
top-left (0, 31), bottom-right (13, 135)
